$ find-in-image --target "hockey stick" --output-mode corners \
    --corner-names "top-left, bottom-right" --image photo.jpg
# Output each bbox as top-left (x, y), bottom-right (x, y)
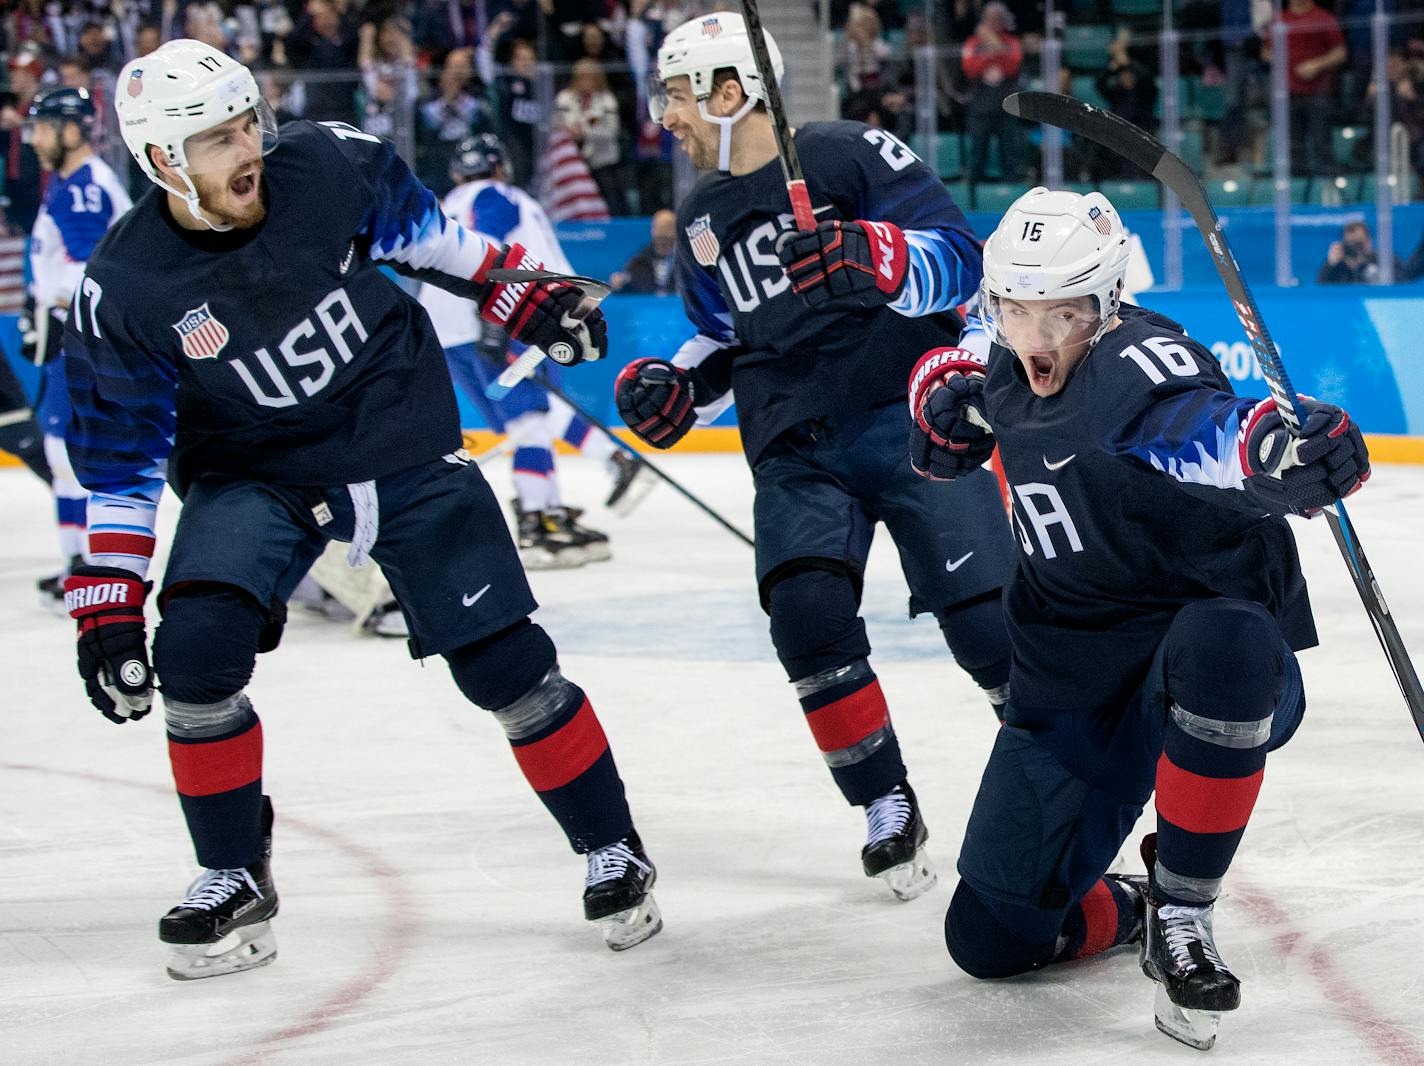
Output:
top-left (735, 0), bottom-right (815, 230)
top-left (484, 268), bottom-right (612, 400)
top-left (521, 364), bottom-right (756, 548)
top-left (1004, 91), bottom-right (1424, 735)
top-left (32, 302), bottom-right (51, 368)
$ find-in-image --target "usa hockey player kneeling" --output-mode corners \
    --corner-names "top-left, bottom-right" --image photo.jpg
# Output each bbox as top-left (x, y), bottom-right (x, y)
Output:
top-left (908, 187), bottom-right (1369, 1050)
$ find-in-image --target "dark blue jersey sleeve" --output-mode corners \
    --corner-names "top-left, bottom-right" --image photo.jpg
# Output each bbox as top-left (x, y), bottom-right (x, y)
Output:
top-left (312, 121), bottom-right (500, 299)
top-left (846, 127), bottom-right (982, 317)
top-left (1089, 315), bottom-right (1273, 511)
top-left (63, 273), bottom-right (177, 575)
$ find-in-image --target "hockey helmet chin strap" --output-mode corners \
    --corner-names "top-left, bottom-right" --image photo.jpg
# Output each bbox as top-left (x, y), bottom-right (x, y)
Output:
top-left (698, 95), bottom-right (759, 172)
top-left (163, 164), bottom-right (235, 233)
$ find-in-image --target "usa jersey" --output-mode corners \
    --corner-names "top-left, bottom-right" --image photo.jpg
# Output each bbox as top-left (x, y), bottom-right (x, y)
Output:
top-left (65, 120), bottom-right (506, 578)
top-left (983, 305), bottom-right (1317, 714)
top-left (673, 121), bottom-right (981, 465)
top-left (28, 155), bottom-right (131, 309)
top-left (419, 178), bottom-right (571, 349)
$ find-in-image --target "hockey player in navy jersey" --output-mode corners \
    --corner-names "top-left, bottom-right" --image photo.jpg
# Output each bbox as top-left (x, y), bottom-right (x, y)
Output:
top-left (60, 40), bottom-right (662, 979)
top-left (908, 187), bottom-right (1370, 1048)
top-left (614, 11), bottom-right (1017, 901)
top-left (22, 87), bottom-right (131, 609)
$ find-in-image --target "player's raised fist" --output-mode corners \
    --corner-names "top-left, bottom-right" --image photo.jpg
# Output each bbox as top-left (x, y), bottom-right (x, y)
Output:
top-left (63, 566), bottom-right (154, 724)
top-left (908, 346), bottom-right (995, 480)
top-left (1240, 396), bottom-right (1370, 516)
top-left (478, 244), bottom-right (608, 365)
top-left (777, 219), bottom-right (908, 309)
top-left (615, 358), bottom-right (698, 449)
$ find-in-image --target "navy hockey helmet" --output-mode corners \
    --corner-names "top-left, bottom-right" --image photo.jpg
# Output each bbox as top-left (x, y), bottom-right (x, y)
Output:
top-left (451, 133), bottom-right (510, 182)
top-left (27, 87), bottom-right (97, 137)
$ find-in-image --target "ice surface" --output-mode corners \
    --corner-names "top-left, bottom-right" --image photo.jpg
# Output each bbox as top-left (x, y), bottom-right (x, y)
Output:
top-left (2, 456), bottom-right (1422, 1066)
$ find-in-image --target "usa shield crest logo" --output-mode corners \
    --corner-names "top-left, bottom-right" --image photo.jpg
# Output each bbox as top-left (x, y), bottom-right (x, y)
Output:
top-left (1088, 205), bottom-right (1112, 235)
top-left (685, 214), bottom-right (720, 267)
top-left (700, 18), bottom-right (722, 37)
top-left (172, 303), bottom-right (231, 360)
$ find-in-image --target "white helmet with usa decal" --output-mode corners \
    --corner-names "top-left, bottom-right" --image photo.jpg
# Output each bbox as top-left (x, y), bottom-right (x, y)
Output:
top-left (116, 39), bottom-right (278, 225)
top-left (981, 186), bottom-right (1130, 346)
top-left (650, 11), bottom-right (783, 171)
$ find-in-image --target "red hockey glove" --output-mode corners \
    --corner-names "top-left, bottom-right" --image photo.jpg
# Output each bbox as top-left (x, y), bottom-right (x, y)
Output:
top-left (615, 358), bottom-right (698, 449)
top-left (1240, 395), bottom-right (1370, 516)
top-left (908, 346), bottom-right (995, 480)
top-left (64, 566), bottom-right (154, 724)
top-left (777, 219), bottom-right (908, 309)
top-left (477, 244), bottom-right (608, 365)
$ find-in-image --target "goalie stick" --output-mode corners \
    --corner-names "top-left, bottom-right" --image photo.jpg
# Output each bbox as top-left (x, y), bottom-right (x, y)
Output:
top-left (1003, 90), bottom-right (1424, 735)
top-left (484, 268), bottom-right (611, 399)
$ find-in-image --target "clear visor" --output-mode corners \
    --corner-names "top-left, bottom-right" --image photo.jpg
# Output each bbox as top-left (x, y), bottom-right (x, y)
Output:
top-left (646, 73), bottom-right (668, 122)
top-left (981, 283), bottom-right (1107, 356)
top-left (180, 99), bottom-right (279, 176)
top-left (19, 116), bottom-right (62, 145)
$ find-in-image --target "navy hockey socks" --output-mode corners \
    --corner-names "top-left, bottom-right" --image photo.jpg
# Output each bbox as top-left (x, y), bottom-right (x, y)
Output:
top-left (167, 695), bottom-right (265, 871)
top-left (1055, 877), bottom-right (1141, 961)
top-left (795, 659), bottom-right (907, 807)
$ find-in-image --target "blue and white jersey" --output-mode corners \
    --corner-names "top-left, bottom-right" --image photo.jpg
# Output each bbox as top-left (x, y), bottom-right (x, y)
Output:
top-left (982, 304), bottom-right (1317, 714)
top-left (418, 178), bottom-right (572, 349)
top-left (28, 154), bottom-right (131, 309)
top-left (672, 121), bottom-right (982, 464)
top-left (64, 120), bottom-right (506, 577)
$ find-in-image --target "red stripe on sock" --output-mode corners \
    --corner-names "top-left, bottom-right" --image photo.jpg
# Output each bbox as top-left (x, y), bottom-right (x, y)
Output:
top-left (511, 698), bottom-right (609, 792)
top-left (169, 721), bottom-right (263, 797)
top-left (1072, 879), bottom-right (1120, 960)
top-left (89, 531), bottom-right (155, 558)
top-left (804, 679), bottom-right (890, 754)
top-left (1154, 753), bottom-right (1264, 835)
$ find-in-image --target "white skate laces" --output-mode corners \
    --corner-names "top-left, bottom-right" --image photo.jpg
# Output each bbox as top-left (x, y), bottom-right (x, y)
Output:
top-left (865, 788), bottom-right (913, 847)
top-left (585, 840), bottom-right (650, 888)
top-left (1158, 904), bottom-right (1227, 972)
top-left (179, 867), bottom-right (260, 910)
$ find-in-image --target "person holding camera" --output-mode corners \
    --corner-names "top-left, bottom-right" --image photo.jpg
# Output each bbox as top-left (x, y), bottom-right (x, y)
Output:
top-left (1317, 220), bottom-right (1405, 284)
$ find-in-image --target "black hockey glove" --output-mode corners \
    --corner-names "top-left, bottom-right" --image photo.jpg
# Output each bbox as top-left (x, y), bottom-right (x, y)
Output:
top-left (908, 346), bottom-right (996, 480)
top-left (64, 566), bottom-right (154, 724)
top-left (18, 298), bottom-right (64, 365)
top-left (477, 244), bottom-right (608, 366)
top-left (1240, 395), bottom-right (1370, 516)
top-left (776, 219), bottom-right (909, 310)
top-left (615, 358), bottom-right (698, 449)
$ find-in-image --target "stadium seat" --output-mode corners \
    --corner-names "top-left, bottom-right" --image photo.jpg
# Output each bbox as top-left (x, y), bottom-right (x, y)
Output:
top-left (1249, 176), bottom-right (1310, 205)
top-left (946, 180), bottom-right (973, 210)
top-left (1206, 177), bottom-right (1252, 207)
top-left (937, 135), bottom-right (964, 179)
top-left (1110, 0), bottom-right (1161, 14)
top-left (1332, 126), bottom-right (1368, 171)
top-left (1071, 74), bottom-right (1108, 111)
top-left (973, 182), bottom-right (1025, 215)
top-left (1193, 80), bottom-right (1225, 122)
top-left (1099, 180), bottom-right (1159, 210)
top-left (1064, 25), bottom-right (1113, 71)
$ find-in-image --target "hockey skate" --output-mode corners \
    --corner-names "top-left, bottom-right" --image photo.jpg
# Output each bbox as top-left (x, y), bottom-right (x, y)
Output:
top-left (37, 555), bottom-right (82, 615)
top-left (606, 451), bottom-right (656, 515)
top-left (861, 781), bottom-right (936, 901)
top-left (161, 798), bottom-right (279, 980)
top-left (513, 501), bottom-right (585, 570)
top-left (583, 831), bottom-right (662, 951)
top-left (362, 599), bottom-right (409, 639)
top-left (551, 507), bottom-right (611, 564)
top-left (1140, 898), bottom-right (1240, 1050)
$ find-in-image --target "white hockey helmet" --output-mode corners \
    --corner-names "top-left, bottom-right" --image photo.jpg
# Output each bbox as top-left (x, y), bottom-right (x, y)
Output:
top-left (981, 186), bottom-right (1130, 349)
top-left (116, 39), bottom-right (278, 227)
top-left (650, 11), bottom-right (783, 171)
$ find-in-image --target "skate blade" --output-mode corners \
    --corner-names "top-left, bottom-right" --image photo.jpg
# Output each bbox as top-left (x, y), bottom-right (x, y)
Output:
top-left (521, 547), bottom-right (586, 570)
top-left (608, 469), bottom-right (657, 517)
top-left (1154, 984), bottom-right (1220, 1051)
top-left (166, 921), bottom-right (278, 981)
top-left (878, 846), bottom-right (937, 902)
top-left (596, 893), bottom-right (663, 952)
top-left (579, 543), bottom-right (612, 564)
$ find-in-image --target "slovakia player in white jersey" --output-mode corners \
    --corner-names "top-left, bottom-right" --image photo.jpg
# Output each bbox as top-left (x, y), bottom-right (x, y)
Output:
top-left (22, 87), bottom-right (131, 608)
top-left (419, 134), bottom-right (654, 569)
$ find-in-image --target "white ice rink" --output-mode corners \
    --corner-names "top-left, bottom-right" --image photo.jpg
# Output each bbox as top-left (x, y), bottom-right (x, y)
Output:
top-left (2, 455), bottom-right (1423, 1066)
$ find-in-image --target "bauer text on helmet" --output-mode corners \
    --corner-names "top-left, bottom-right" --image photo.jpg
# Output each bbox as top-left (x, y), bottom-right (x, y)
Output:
top-left (650, 11), bottom-right (783, 172)
top-left (981, 187), bottom-right (1130, 397)
top-left (116, 39), bottom-right (279, 231)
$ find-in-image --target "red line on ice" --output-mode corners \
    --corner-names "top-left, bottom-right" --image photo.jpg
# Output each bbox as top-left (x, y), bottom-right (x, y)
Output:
top-left (1236, 878), bottom-right (1424, 1066)
top-left (1, 762), bottom-right (416, 1064)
